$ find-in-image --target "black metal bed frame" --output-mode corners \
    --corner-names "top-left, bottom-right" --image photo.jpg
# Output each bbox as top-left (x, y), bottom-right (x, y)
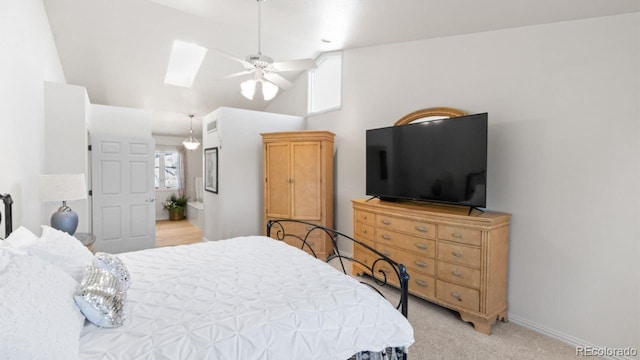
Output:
top-left (266, 219), bottom-right (410, 318)
top-left (0, 193), bottom-right (13, 239)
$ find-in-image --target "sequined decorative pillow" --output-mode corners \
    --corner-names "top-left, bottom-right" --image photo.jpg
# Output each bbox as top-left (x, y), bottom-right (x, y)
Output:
top-left (93, 252), bottom-right (131, 290)
top-left (74, 265), bottom-right (126, 328)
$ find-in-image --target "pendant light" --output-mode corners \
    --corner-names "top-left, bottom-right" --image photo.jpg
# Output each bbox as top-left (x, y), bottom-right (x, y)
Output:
top-left (183, 114), bottom-right (200, 150)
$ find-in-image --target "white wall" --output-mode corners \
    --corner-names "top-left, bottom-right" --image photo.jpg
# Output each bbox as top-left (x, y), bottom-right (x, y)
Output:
top-left (0, 0), bottom-right (66, 236)
top-left (91, 104), bottom-right (152, 138)
top-left (268, 14), bottom-right (640, 356)
top-left (43, 82), bottom-right (91, 233)
top-left (153, 134), bottom-right (203, 220)
top-left (202, 107), bottom-right (304, 241)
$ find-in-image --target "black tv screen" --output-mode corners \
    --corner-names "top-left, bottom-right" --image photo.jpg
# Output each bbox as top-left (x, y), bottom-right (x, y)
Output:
top-left (366, 113), bottom-right (488, 208)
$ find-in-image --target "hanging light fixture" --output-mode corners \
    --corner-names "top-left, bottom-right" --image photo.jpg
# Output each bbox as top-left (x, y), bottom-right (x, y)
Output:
top-left (183, 114), bottom-right (200, 150)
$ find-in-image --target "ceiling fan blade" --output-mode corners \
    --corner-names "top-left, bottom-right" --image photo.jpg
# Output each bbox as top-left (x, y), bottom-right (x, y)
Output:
top-left (271, 58), bottom-right (317, 72)
top-left (263, 73), bottom-right (293, 90)
top-left (212, 48), bottom-right (253, 68)
top-left (221, 69), bottom-right (255, 80)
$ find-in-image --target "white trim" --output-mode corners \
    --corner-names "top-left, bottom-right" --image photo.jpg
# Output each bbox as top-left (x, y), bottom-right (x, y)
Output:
top-left (508, 313), bottom-right (636, 360)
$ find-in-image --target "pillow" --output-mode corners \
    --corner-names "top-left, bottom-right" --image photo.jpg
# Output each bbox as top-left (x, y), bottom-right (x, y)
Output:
top-left (74, 264), bottom-right (127, 328)
top-left (94, 252), bottom-right (131, 290)
top-left (1, 226), bottom-right (39, 248)
top-left (0, 248), bottom-right (85, 360)
top-left (22, 225), bottom-right (95, 282)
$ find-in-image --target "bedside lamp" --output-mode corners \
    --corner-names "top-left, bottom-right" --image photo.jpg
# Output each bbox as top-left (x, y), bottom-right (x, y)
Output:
top-left (39, 174), bottom-right (87, 235)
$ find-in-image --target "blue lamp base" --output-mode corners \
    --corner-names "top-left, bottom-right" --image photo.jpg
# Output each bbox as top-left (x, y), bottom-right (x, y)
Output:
top-left (51, 204), bottom-right (79, 235)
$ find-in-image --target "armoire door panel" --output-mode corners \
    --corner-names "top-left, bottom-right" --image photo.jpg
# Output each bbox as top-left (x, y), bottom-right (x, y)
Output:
top-left (291, 142), bottom-right (322, 220)
top-left (265, 142), bottom-right (290, 218)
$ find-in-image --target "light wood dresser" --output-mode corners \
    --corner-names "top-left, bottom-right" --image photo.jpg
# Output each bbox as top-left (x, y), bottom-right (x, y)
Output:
top-left (352, 198), bottom-right (511, 334)
top-left (262, 131), bottom-right (335, 259)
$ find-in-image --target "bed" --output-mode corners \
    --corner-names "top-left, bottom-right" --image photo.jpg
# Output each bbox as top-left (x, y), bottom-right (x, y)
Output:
top-left (0, 195), bottom-right (414, 360)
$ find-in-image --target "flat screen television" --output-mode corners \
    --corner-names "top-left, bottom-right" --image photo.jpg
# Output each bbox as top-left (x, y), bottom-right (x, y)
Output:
top-left (366, 113), bottom-right (488, 208)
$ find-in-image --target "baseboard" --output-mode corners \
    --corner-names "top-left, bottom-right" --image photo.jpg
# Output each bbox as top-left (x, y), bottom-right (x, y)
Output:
top-left (508, 313), bottom-right (637, 360)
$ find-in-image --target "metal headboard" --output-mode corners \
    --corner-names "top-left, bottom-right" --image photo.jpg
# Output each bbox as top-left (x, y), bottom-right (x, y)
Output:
top-left (266, 219), bottom-right (410, 318)
top-left (0, 193), bottom-right (13, 238)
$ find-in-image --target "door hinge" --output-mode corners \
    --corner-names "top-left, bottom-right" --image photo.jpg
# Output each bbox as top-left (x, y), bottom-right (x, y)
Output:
top-left (88, 145), bottom-right (92, 151)
top-left (88, 190), bottom-right (92, 196)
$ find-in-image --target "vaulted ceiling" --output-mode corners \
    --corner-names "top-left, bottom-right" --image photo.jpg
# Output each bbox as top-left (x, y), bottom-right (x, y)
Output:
top-left (43, 0), bottom-right (639, 135)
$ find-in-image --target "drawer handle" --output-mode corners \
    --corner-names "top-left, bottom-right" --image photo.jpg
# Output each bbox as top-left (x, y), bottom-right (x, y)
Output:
top-left (362, 215), bottom-right (368, 220)
top-left (451, 292), bottom-right (462, 301)
top-left (415, 243), bottom-right (428, 250)
top-left (415, 226), bottom-right (429, 233)
top-left (381, 251), bottom-right (391, 257)
top-left (307, 241), bottom-right (315, 246)
top-left (415, 280), bottom-right (427, 287)
top-left (415, 261), bottom-right (428, 268)
top-left (452, 232), bottom-right (462, 238)
top-left (381, 234), bottom-right (391, 240)
top-left (381, 219), bottom-right (391, 225)
top-left (452, 269), bottom-right (462, 277)
top-left (452, 251), bottom-right (462, 258)
top-left (363, 229), bottom-right (368, 234)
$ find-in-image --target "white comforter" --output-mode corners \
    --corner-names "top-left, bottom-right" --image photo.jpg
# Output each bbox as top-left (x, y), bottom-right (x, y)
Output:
top-left (79, 236), bottom-right (414, 359)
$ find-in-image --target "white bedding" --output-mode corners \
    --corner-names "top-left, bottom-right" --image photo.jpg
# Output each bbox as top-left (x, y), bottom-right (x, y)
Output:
top-left (79, 236), bottom-right (414, 359)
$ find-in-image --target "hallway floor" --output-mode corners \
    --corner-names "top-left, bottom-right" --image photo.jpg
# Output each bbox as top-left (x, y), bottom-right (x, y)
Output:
top-left (156, 219), bottom-right (203, 247)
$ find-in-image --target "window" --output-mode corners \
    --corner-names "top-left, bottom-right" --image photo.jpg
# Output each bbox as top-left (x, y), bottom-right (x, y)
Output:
top-left (308, 51), bottom-right (342, 115)
top-left (155, 150), bottom-right (181, 189)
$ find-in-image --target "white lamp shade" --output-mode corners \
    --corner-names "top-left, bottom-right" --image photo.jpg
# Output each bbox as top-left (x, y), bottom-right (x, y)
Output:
top-left (241, 79), bottom-right (256, 100)
top-left (39, 174), bottom-right (87, 202)
top-left (262, 81), bottom-right (278, 101)
top-left (183, 137), bottom-right (200, 150)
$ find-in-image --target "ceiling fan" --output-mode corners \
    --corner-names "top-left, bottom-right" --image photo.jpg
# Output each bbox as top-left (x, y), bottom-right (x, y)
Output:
top-left (214, 0), bottom-right (317, 101)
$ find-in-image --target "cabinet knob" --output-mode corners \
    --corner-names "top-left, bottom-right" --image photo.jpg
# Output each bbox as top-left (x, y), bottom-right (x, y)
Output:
top-left (381, 219), bottom-right (391, 225)
top-left (452, 232), bottom-right (462, 238)
top-left (450, 292), bottom-right (462, 301)
top-left (415, 226), bottom-right (428, 233)
top-left (363, 229), bottom-right (367, 234)
top-left (415, 261), bottom-right (428, 268)
top-left (415, 243), bottom-right (428, 250)
top-left (415, 280), bottom-right (427, 287)
top-left (452, 251), bottom-right (462, 258)
top-left (452, 269), bottom-right (462, 277)
top-left (381, 251), bottom-right (391, 257)
top-left (362, 215), bottom-right (368, 220)
top-left (381, 234), bottom-right (391, 240)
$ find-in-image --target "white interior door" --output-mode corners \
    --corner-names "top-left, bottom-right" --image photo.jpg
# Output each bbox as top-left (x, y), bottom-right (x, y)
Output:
top-left (91, 134), bottom-right (156, 253)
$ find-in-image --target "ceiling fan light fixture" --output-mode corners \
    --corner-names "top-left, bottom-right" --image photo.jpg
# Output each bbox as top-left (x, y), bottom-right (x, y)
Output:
top-left (183, 115), bottom-right (201, 150)
top-left (241, 79), bottom-right (257, 100)
top-left (240, 79), bottom-right (279, 101)
top-left (262, 80), bottom-right (278, 101)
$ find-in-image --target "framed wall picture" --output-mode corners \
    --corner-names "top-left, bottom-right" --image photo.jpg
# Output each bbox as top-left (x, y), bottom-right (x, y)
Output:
top-left (204, 147), bottom-right (218, 194)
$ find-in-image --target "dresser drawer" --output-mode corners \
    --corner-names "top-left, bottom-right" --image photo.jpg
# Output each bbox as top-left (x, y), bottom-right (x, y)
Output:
top-left (438, 224), bottom-right (482, 246)
top-left (438, 241), bottom-right (481, 268)
top-left (355, 210), bottom-right (375, 226)
top-left (354, 245), bottom-right (379, 270)
top-left (376, 228), bottom-right (436, 257)
top-left (376, 243), bottom-right (435, 276)
top-left (437, 261), bottom-right (481, 288)
top-left (410, 273), bottom-right (435, 299)
top-left (377, 215), bottom-right (435, 239)
top-left (354, 221), bottom-right (375, 243)
top-left (436, 280), bottom-right (480, 312)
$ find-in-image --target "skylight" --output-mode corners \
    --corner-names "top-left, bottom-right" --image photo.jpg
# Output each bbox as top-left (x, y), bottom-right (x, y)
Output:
top-left (164, 40), bottom-right (208, 88)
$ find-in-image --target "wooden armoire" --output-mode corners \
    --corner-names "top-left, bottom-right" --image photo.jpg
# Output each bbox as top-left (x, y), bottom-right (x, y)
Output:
top-left (261, 131), bottom-right (335, 259)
